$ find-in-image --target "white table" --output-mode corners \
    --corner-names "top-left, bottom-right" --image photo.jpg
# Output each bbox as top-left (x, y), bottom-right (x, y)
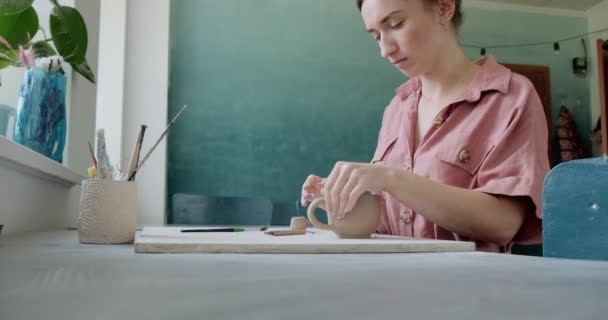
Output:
top-left (1, 230), bottom-right (607, 320)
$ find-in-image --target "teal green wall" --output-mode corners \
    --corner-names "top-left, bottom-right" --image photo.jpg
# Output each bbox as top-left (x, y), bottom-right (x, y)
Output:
top-left (168, 1), bottom-right (590, 224)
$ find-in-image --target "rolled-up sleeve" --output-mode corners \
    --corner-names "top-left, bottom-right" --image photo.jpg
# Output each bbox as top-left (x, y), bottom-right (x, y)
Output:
top-left (473, 82), bottom-right (550, 244)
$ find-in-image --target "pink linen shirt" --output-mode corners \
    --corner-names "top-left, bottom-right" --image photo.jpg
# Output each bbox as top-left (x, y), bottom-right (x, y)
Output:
top-left (371, 55), bottom-right (550, 252)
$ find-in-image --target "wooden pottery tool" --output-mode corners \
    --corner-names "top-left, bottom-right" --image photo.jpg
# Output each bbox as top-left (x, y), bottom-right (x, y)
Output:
top-left (264, 229), bottom-right (306, 236)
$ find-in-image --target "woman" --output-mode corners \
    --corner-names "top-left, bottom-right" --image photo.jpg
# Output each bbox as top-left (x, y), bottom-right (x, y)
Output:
top-left (300, 0), bottom-right (550, 252)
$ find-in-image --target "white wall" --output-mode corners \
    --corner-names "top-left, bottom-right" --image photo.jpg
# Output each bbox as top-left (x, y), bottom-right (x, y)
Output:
top-left (95, 0), bottom-right (126, 170)
top-left (65, 0), bottom-right (100, 176)
top-left (95, 0), bottom-right (169, 227)
top-left (587, 0), bottom-right (608, 135)
top-left (0, 164), bottom-right (72, 236)
top-left (123, 0), bottom-right (170, 226)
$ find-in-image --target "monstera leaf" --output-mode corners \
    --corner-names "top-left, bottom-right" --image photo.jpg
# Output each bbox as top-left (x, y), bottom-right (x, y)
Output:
top-left (49, 0), bottom-right (94, 82)
top-left (0, 0), bottom-right (34, 15)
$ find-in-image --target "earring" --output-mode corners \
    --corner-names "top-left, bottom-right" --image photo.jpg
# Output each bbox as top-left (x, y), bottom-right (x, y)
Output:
top-left (440, 23), bottom-right (448, 32)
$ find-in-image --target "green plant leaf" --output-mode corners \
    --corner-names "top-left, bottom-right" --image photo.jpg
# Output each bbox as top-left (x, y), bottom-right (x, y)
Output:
top-left (49, 4), bottom-right (87, 63)
top-left (0, 46), bottom-right (17, 68)
top-left (0, 0), bottom-right (34, 15)
top-left (70, 57), bottom-right (95, 83)
top-left (31, 40), bottom-right (57, 58)
top-left (0, 6), bottom-right (38, 49)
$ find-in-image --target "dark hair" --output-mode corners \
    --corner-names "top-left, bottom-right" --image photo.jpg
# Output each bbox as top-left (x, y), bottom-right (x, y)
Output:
top-left (356, 0), bottom-right (463, 31)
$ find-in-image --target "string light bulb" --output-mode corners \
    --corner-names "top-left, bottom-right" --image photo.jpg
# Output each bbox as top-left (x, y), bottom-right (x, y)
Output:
top-left (480, 48), bottom-right (486, 56)
top-left (553, 42), bottom-right (560, 55)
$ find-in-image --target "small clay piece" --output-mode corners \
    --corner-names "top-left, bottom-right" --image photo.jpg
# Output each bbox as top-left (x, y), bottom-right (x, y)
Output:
top-left (263, 217), bottom-right (310, 236)
top-left (289, 216), bottom-right (310, 231)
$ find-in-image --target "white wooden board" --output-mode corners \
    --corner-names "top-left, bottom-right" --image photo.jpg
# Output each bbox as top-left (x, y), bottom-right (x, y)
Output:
top-left (135, 227), bottom-right (476, 253)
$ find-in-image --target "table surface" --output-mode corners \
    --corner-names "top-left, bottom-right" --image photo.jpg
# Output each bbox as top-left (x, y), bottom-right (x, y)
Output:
top-left (1, 230), bottom-right (607, 320)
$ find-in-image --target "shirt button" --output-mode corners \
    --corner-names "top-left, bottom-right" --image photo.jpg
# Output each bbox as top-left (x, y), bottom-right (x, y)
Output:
top-left (433, 115), bottom-right (445, 127)
top-left (404, 158), bottom-right (412, 171)
top-left (400, 209), bottom-right (412, 223)
top-left (458, 149), bottom-right (471, 163)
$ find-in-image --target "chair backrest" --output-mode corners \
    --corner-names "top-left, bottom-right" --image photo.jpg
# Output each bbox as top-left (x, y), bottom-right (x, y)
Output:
top-left (0, 104), bottom-right (16, 137)
top-left (543, 157), bottom-right (608, 261)
top-left (171, 193), bottom-right (273, 226)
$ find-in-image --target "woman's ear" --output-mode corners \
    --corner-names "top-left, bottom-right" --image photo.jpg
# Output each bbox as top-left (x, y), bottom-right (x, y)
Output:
top-left (435, 0), bottom-right (456, 25)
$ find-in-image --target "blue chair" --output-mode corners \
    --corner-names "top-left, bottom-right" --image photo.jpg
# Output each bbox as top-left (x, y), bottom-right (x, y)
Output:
top-left (543, 157), bottom-right (608, 260)
top-left (171, 193), bottom-right (273, 226)
top-left (0, 104), bottom-right (15, 137)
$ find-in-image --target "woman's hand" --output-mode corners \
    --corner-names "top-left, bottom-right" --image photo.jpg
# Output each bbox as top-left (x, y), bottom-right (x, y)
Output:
top-left (324, 162), bottom-right (388, 219)
top-left (301, 175), bottom-right (326, 207)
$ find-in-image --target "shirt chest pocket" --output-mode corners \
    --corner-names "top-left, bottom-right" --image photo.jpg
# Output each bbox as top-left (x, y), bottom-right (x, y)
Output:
top-left (432, 137), bottom-right (495, 188)
top-left (372, 135), bottom-right (399, 166)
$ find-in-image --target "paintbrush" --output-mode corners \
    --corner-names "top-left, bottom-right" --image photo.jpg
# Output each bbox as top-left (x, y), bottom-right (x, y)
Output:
top-left (87, 141), bottom-right (97, 168)
top-left (127, 125), bottom-right (147, 181)
top-left (127, 104), bottom-right (189, 181)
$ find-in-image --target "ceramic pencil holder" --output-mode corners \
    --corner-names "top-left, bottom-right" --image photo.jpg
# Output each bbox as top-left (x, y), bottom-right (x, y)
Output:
top-left (77, 179), bottom-right (137, 244)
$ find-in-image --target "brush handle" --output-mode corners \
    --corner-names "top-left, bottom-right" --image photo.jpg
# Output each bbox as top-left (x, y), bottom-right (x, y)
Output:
top-left (127, 125), bottom-right (147, 181)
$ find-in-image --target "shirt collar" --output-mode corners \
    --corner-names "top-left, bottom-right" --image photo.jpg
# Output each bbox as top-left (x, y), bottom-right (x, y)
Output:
top-left (395, 55), bottom-right (512, 104)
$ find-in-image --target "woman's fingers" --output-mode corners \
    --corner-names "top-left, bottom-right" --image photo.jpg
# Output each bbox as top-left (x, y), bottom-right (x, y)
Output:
top-left (301, 175), bottom-right (325, 206)
top-left (301, 192), bottom-right (311, 207)
top-left (331, 164), bottom-right (353, 217)
top-left (337, 167), bottom-right (359, 217)
top-left (342, 185), bottom-right (366, 219)
top-left (301, 175), bottom-right (316, 206)
top-left (304, 163), bottom-right (380, 216)
top-left (323, 163), bottom-right (341, 215)
top-left (301, 189), bottom-right (322, 206)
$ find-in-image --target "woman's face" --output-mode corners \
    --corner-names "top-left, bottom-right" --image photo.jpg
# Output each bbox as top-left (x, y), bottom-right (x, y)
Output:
top-left (361, 0), bottom-right (447, 78)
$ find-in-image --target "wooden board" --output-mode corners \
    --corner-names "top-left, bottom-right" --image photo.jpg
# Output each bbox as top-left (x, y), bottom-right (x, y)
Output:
top-left (134, 227), bottom-right (476, 254)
